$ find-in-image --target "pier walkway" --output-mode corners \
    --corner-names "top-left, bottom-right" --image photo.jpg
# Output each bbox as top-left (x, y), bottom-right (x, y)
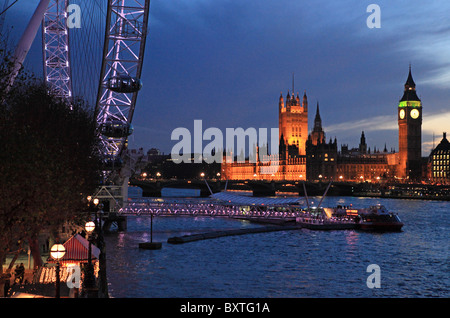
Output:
top-left (118, 197), bottom-right (305, 222)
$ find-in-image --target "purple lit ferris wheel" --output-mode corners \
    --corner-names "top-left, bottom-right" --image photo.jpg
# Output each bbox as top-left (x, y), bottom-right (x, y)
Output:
top-left (41, 0), bottom-right (151, 178)
top-left (42, 0), bottom-right (73, 101)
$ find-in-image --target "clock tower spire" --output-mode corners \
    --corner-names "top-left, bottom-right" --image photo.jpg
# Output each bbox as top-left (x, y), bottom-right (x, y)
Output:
top-left (398, 65), bottom-right (422, 181)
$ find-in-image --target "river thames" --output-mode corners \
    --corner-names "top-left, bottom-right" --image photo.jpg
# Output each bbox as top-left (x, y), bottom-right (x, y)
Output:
top-left (104, 190), bottom-right (449, 298)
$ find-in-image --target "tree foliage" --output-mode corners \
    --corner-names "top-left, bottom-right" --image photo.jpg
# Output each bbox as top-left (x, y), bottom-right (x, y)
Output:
top-left (0, 54), bottom-right (101, 269)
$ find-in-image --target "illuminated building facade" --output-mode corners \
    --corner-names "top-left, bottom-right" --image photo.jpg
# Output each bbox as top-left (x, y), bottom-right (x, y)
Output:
top-left (221, 86), bottom-right (308, 181)
top-left (398, 66), bottom-right (423, 181)
top-left (428, 132), bottom-right (450, 184)
top-left (279, 89), bottom-right (308, 156)
top-left (306, 106), bottom-right (398, 182)
top-left (335, 143), bottom-right (398, 182)
top-left (306, 67), bottom-right (424, 183)
top-left (220, 150), bottom-right (306, 181)
top-left (222, 68), bottom-right (425, 183)
top-left (222, 88), bottom-right (398, 182)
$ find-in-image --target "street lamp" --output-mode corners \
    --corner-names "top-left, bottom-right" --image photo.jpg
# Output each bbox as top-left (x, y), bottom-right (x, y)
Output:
top-left (85, 221), bottom-right (95, 234)
top-left (95, 202), bottom-right (106, 297)
top-left (84, 221), bottom-right (96, 289)
top-left (50, 244), bottom-right (65, 298)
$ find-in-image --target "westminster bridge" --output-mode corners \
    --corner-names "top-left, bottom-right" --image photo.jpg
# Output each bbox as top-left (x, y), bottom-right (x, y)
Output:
top-left (129, 179), bottom-right (352, 197)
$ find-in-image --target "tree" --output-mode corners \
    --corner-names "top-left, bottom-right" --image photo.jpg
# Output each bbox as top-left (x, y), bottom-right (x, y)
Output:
top-left (0, 54), bottom-right (101, 286)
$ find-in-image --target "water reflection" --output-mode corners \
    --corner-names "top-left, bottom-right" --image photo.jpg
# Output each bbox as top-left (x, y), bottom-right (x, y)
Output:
top-left (105, 196), bottom-right (449, 298)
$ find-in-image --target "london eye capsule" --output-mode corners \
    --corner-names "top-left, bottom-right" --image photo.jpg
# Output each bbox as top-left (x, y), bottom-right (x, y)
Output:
top-left (100, 121), bottom-right (134, 138)
top-left (107, 75), bottom-right (142, 93)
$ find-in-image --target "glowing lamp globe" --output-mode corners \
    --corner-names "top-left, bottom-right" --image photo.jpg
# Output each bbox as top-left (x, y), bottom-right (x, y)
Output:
top-left (85, 221), bottom-right (95, 234)
top-left (50, 244), bottom-right (66, 261)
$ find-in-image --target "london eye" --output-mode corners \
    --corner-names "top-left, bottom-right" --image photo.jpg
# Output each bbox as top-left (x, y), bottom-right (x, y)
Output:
top-left (41, 0), bottom-right (151, 179)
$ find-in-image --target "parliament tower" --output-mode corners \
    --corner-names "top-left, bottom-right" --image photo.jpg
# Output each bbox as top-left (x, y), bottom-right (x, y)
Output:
top-left (398, 66), bottom-right (422, 181)
top-left (278, 88), bottom-right (308, 156)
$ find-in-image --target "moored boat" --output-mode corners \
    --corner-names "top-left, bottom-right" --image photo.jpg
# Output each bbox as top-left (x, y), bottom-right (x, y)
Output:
top-left (333, 204), bottom-right (403, 232)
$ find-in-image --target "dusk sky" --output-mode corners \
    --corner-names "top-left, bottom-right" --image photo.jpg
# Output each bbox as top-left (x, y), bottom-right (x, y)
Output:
top-left (5, 0), bottom-right (450, 156)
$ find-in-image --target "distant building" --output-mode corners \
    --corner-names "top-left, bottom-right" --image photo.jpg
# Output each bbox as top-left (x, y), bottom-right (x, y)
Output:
top-left (147, 148), bottom-right (162, 156)
top-left (428, 132), bottom-right (450, 184)
top-left (335, 141), bottom-right (398, 182)
top-left (306, 105), bottom-right (397, 182)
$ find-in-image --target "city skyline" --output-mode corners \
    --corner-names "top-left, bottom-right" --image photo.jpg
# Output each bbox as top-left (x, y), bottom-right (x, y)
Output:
top-left (4, 0), bottom-right (450, 156)
top-left (2, 1), bottom-right (449, 302)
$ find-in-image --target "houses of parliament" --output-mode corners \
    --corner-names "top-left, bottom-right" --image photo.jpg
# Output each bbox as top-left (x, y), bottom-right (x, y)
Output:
top-left (221, 67), bottom-right (450, 184)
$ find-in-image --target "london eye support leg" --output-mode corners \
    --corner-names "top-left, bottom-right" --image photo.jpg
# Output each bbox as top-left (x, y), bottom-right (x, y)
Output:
top-left (3, 0), bottom-right (50, 92)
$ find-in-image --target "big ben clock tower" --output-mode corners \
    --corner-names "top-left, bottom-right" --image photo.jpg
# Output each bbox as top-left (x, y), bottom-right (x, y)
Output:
top-left (398, 65), bottom-right (422, 181)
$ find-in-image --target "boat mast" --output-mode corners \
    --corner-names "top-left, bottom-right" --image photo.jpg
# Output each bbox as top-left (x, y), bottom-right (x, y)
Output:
top-left (302, 182), bottom-right (310, 209)
top-left (204, 179), bottom-right (213, 196)
top-left (317, 181), bottom-right (332, 209)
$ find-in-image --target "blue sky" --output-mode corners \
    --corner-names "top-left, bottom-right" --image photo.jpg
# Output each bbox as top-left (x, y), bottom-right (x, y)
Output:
top-left (4, 0), bottom-right (450, 156)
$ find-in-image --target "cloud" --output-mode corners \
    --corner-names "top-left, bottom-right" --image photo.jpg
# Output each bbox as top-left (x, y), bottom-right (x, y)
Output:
top-left (423, 111), bottom-right (450, 135)
top-left (325, 110), bottom-right (450, 135)
top-left (325, 115), bottom-right (396, 134)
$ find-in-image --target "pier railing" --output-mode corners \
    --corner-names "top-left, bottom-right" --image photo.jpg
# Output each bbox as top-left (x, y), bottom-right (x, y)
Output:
top-left (118, 198), bottom-right (306, 220)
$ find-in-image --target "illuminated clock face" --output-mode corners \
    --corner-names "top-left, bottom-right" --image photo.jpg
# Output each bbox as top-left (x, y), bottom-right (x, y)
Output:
top-left (410, 109), bottom-right (420, 119)
top-left (399, 109), bottom-right (405, 119)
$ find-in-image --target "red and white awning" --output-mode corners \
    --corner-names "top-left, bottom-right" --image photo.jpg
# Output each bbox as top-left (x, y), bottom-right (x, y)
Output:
top-left (49, 234), bottom-right (100, 264)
